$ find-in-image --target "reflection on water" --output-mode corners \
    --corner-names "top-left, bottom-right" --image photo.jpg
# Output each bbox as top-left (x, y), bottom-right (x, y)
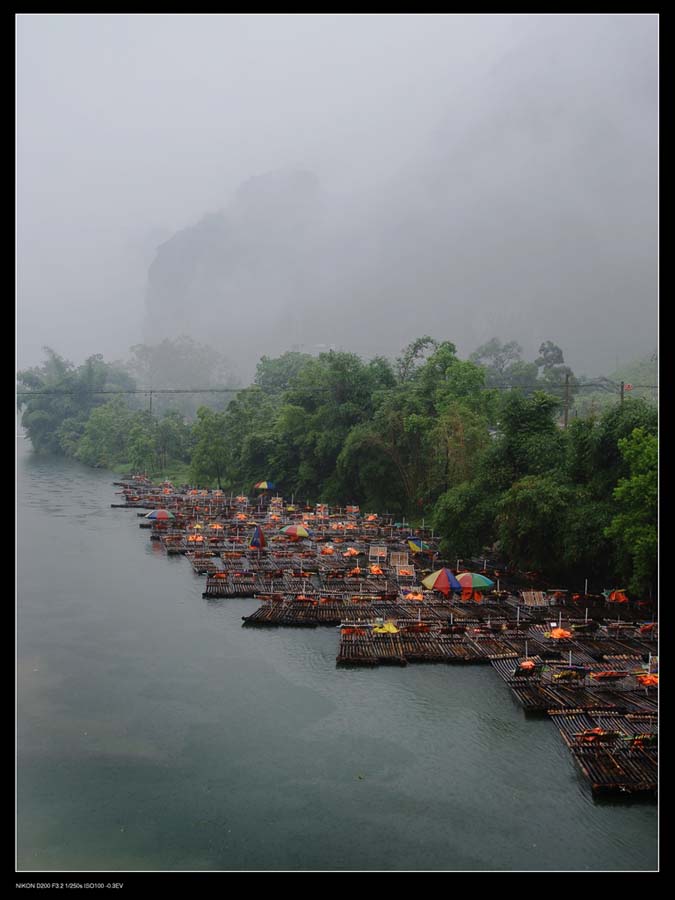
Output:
top-left (16, 436), bottom-right (657, 872)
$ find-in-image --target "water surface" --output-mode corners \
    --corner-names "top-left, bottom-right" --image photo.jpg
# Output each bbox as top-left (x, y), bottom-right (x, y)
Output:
top-left (16, 436), bottom-right (658, 872)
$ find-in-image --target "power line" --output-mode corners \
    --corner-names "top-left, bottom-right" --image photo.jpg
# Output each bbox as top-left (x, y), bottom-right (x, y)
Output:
top-left (16, 382), bottom-right (659, 398)
top-left (16, 381), bottom-right (659, 397)
top-left (16, 387), bottom-right (243, 397)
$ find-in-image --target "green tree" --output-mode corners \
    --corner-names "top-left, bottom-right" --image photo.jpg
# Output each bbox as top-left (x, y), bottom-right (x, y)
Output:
top-left (271, 351), bottom-right (396, 501)
top-left (432, 480), bottom-right (499, 560)
top-left (469, 338), bottom-right (525, 389)
top-left (335, 391), bottom-right (425, 511)
top-left (560, 490), bottom-right (616, 586)
top-left (590, 399), bottom-right (658, 494)
top-left (336, 344), bottom-right (489, 514)
top-left (604, 427), bottom-right (658, 596)
top-left (220, 386), bottom-right (278, 490)
top-left (254, 351), bottom-right (312, 394)
top-left (127, 413), bottom-right (157, 474)
top-left (395, 336), bottom-right (438, 382)
top-left (425, 401), bottom-right (490, 497)
top-left (485, 391), bottom-right (564, 490)
top-left (18, 349), bottom-right (136, 455)
top-left (190, 406), bottom-right (229, 488)
top-left (431, 390), bottom-right (565, 567)
top-left (496, 474), bottom-right (573, 574)
top-left (335, 423), bottom-right (405, 513)
top-left (75, 398), bottom-right (134, 468)
top-left (469, 338), bottom-right (543, 396)
top-left (155, 410), bottom-right (193, 471)
top-left (534, 341), bottom-right (566, 370)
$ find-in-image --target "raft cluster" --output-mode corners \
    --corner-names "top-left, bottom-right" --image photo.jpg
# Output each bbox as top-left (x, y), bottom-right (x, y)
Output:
top-left (114, 475), bottom-right (658, 798)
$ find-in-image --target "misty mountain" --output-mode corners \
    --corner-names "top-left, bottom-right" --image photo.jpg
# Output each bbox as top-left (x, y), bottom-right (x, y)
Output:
top-left (142, 16), bottom-right (656, 380)
top-left (144, 169), bottom-right (323, 375)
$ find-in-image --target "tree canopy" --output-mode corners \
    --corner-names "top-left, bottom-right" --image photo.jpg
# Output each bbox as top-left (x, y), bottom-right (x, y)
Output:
top-left (17, 338), bottom-right (658, 596)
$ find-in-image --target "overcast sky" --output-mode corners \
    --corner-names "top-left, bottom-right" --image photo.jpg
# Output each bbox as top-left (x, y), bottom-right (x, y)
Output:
top-left (16, 13), bottom-right (658, 376)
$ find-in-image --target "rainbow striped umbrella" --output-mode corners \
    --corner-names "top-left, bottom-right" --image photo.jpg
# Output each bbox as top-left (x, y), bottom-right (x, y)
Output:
top-left (280, 524), bottom-right (310, 539)
top-left (421, 568), bottom-right (462, 595)
top-left (144, 509), bottom-right (175, 520)
top-left (456, 572), bottom-right (495, 589)
top-left (254, 481), bottom-right (276, 490)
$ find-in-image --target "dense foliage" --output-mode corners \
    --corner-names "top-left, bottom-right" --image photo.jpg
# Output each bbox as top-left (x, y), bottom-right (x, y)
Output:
top-left (17, 339), bottom-right (658, 597)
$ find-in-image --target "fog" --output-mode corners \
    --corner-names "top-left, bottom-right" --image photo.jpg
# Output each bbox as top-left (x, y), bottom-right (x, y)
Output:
top-left (16, 13), bottom-right (658, 380)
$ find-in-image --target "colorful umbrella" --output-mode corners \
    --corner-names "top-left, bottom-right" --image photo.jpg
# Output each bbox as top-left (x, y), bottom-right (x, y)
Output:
top-left (144, 509), bottom-right (175, 520)
top-left (254, 481), bottom-right (276, 490)
top-left (249, 525), bottom-right (267, 549)
top-left (280, 524), bottom-right (310, 539)
top-left (421, 568), bottom-right (462, 595)
top-left (407, 536), bottom-right (432, 553)
top-left (456, 572), bottom-right (495, 589)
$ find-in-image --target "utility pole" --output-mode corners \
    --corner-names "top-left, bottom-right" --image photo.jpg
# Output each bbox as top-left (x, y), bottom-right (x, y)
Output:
top-left (563, 372), bottom-right (570, 429)
top-left (149, 390), bottom-right (153, 414)
top-left (620, 381), bottom-right (625, 407)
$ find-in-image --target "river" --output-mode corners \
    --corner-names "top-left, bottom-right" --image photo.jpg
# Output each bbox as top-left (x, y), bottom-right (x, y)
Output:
top-left (16, 434), bottom-right (658, 872)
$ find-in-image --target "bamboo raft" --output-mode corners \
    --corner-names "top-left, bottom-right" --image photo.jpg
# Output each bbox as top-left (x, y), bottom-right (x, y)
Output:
top-left (241, 599), bottom-right (501, 628)
top-left (548, 710), bottom-right (657, 796)
top-left (568, 638), bottom-right (646, 660)
top-left (189, 557), bottom-right (221, 575)
top-left (116, 478), bottom-right (657, 798)
top-left (490, 656), bottom-right (658, 715)
top-left (335, 627), bottom-right (515, 667)
top-left (243, 601), bottom-right (409, 627)
top-left (202, 574), bottom-right (260, 597)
